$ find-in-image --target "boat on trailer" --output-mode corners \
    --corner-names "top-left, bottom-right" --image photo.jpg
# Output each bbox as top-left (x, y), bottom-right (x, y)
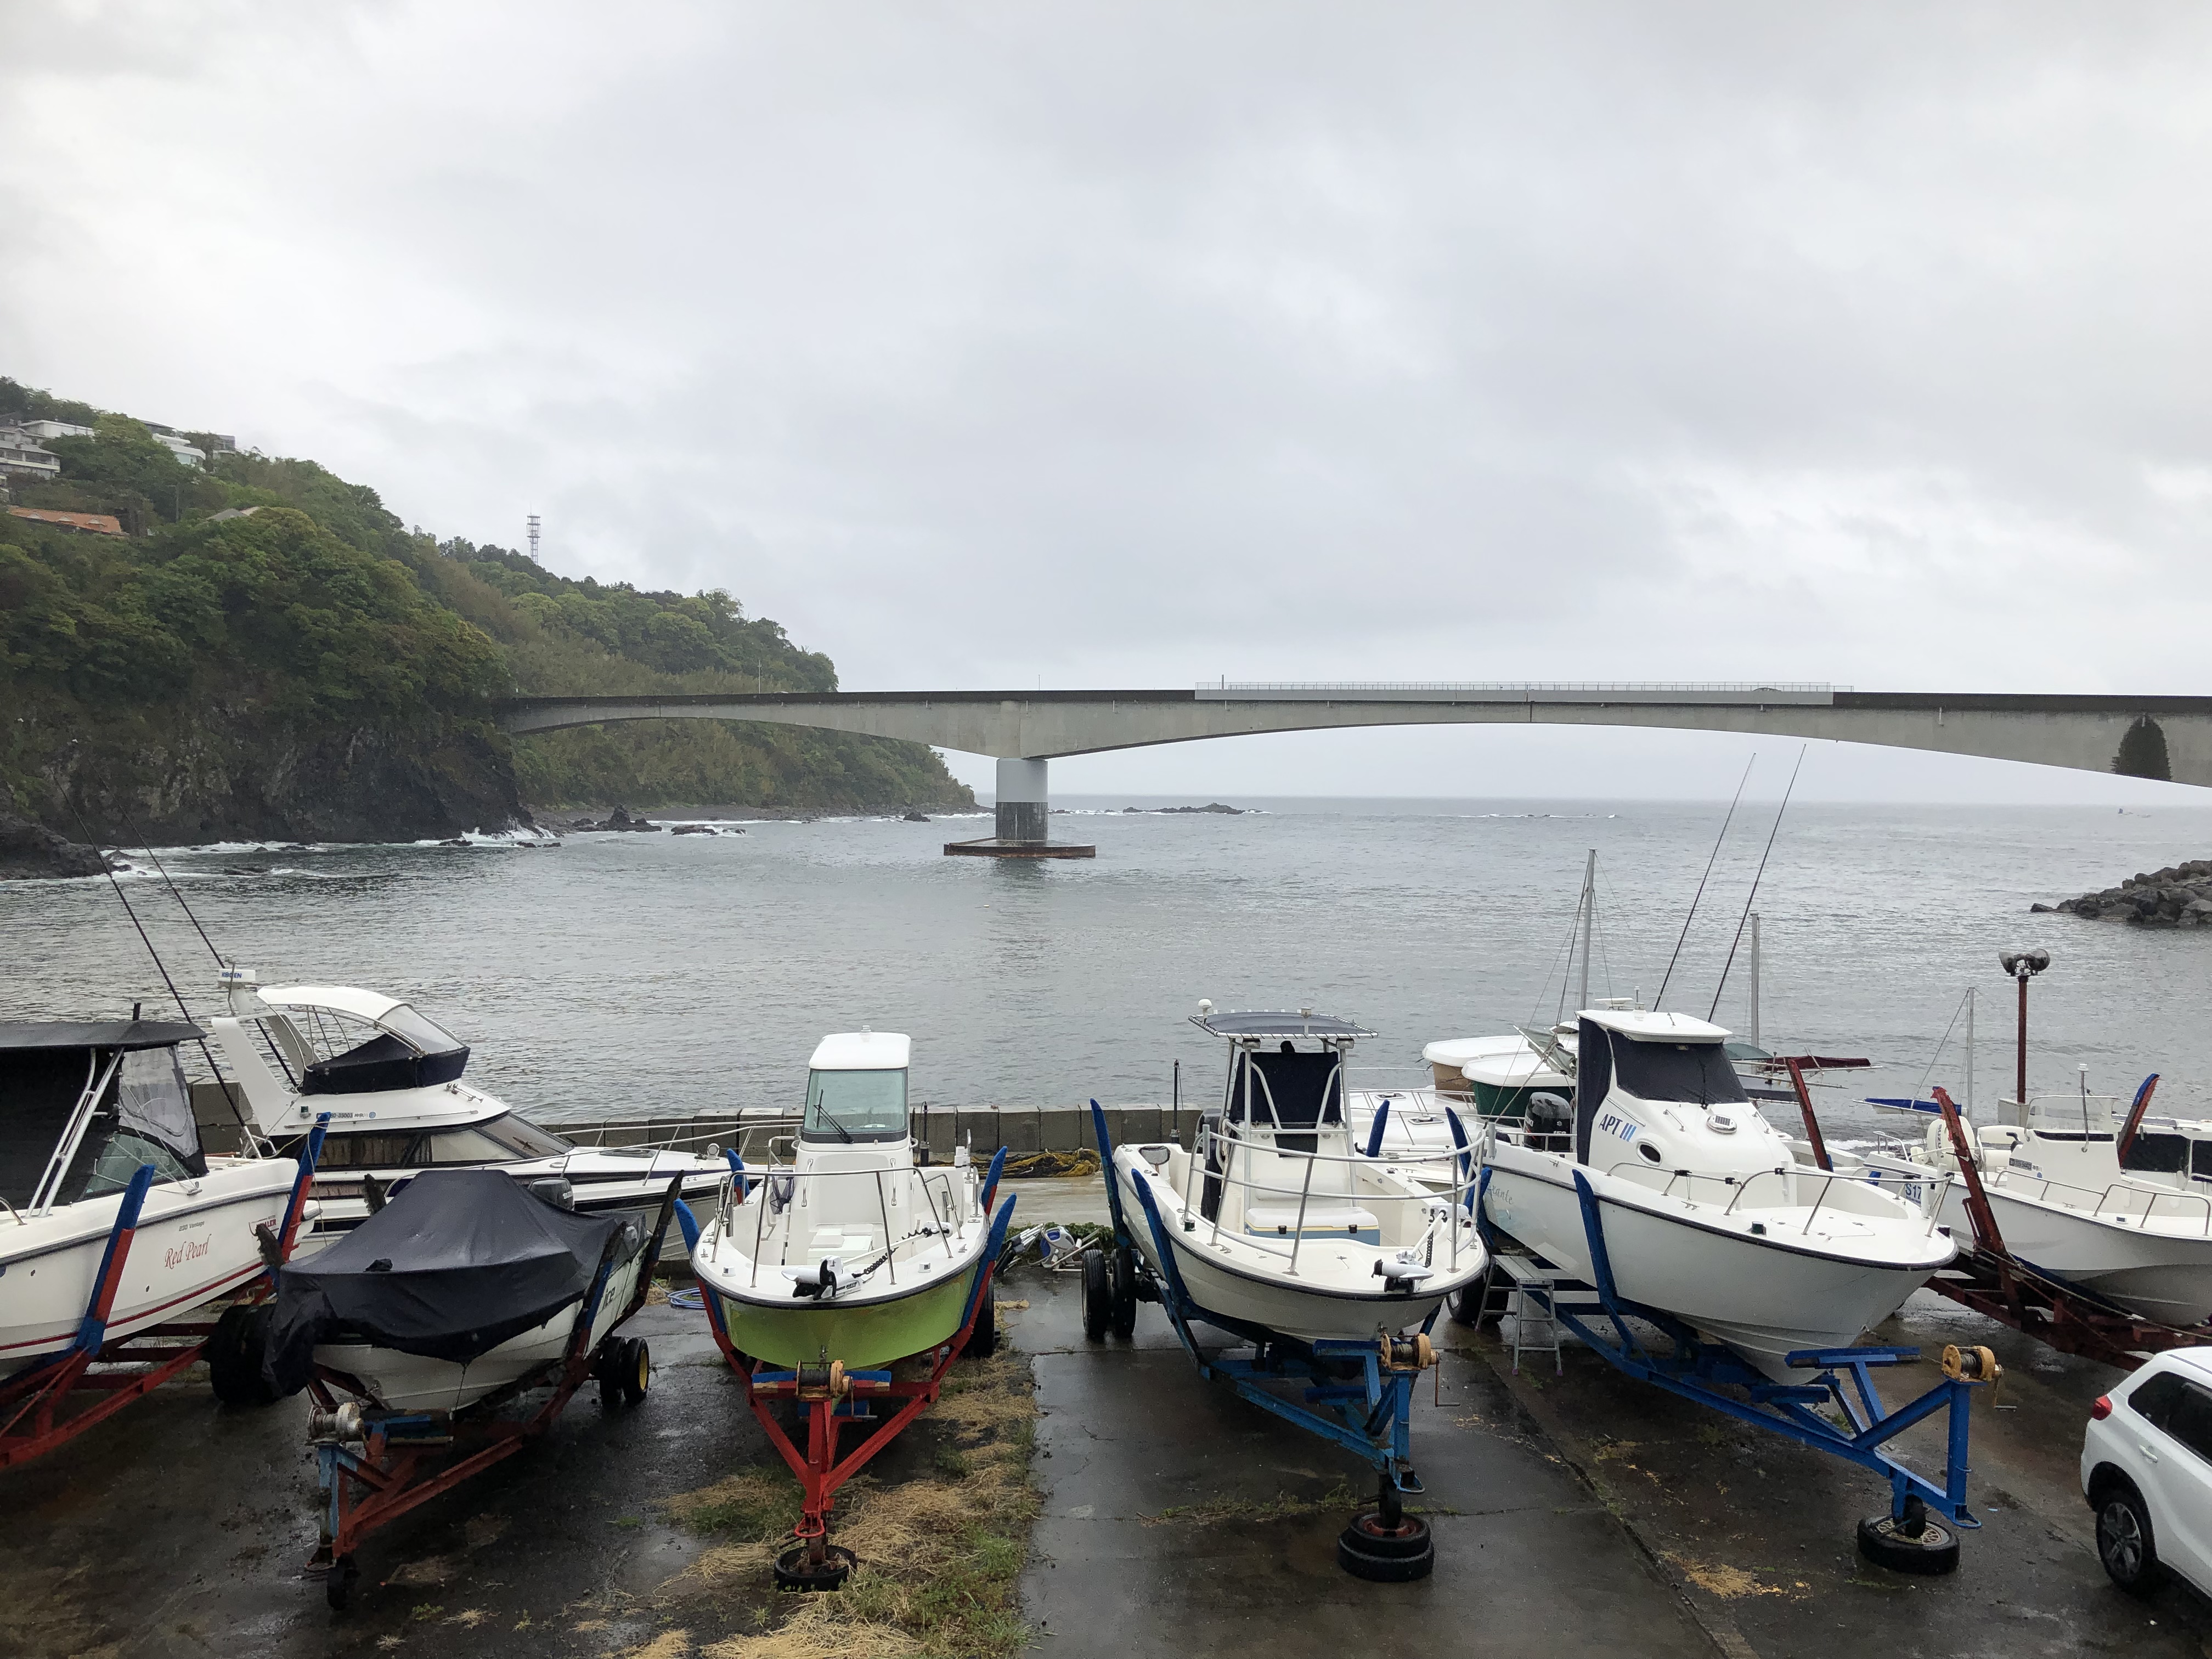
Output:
top-left (1855, 1077), bottom-right (2212, 1329)
top-left (679, 1030), bottom-right (1015, 1589)
top-left (0, 1019), bottom-right (319, 1463)
top-left (1477, 1008), bottom-right (1958, 1379)
top-left (204, 969), bottom-right (722, 1255)
top-left (1091, 1007), bottom-right (1485, 1582)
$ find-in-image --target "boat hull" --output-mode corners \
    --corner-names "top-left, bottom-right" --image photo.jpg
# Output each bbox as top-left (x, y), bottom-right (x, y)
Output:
top-left (708, 1265), bottom-right (981, 1369)
top-left (1481, 1152), bottom-right (1950, 1379)
top-left (0, 1162), bottom-right (299, 1381)
top-left (1114, 1155), bottom-right (1483, 1344)
top-left (1862, 1155), bottom-right (2212, 1327)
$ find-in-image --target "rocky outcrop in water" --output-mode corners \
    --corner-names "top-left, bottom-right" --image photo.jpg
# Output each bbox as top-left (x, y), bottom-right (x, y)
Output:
top-left (2036, 860), bottom-right (2212, 926)
top-left (0, 811), bottom-right (109, 880)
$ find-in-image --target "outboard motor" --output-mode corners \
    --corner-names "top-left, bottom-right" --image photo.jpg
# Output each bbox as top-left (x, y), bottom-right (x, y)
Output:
top-left (1527, 1092), bottom-right (1574, 1154)
top-left (528, 1176), bottom-right (577, 1211)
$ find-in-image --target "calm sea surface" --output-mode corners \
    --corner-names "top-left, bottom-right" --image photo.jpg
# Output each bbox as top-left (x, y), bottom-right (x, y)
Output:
top-left (10, 798), bottom-right (2212, 1142)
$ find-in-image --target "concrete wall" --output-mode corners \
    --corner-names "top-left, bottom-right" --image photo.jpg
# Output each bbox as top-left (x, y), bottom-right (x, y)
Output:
top-left (502, 689), bottom-right (2212, 788)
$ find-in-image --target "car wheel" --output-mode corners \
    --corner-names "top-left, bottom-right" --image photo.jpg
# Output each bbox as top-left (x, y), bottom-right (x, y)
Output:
top-left (2097, 1485), bottom-right (2166, 1595)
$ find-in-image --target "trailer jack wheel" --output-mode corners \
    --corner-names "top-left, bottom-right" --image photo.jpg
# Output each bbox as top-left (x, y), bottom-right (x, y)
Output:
top-left (774, 1542), bottom-right (856, 1591)
top-left (1338, 1509), bottom-right (1434, 1581)
top-left (324, 1554), bottom-right (359, 1611)
top-left (1856, 1496), bottom-right (1960, 1576)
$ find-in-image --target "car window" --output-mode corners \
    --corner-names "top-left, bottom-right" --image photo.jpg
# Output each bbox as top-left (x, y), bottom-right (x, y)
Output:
top-left (2128, 1370), bottom-right (2190, 1431)
top-left (2166, 1383), bottom-right (2212, 1463)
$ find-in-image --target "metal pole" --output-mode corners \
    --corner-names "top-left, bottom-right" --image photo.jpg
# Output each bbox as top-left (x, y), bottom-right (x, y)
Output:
top-left (1576, 850), bottom-right (1595, 1013)
top-left (1964, 987), bottom-right (1975, 1121)
top-left (2016, 970), bottom-right (2029, 1113)
top-left (1747, 913), bottom-right (1761, 1048)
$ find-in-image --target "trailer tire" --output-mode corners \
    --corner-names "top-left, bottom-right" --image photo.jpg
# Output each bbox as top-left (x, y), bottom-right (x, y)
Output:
top-left (1109, 1244), bottom-right (1138, 1338)
top-left (209, 1304), bottom-right (278, 1407)
top-left (964, 1291), bottom-right (998, 1359)
top-left (620, 1338), bottom-right (651, 1404)
top-left (325, 1554), bottom-right (358, 1611)
top-left (1081, 1249), bottom-right (1110, 1341)
top-left (1855, 1501), bottom-right (1960, 1576)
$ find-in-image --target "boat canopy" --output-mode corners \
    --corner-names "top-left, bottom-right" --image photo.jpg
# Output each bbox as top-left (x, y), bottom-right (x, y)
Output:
top-left (1227, 1045), bottom-right (1347, 1132)
top-left (247, 989), bottom-right (472, 1096)
top-left (0, 1021), bottom-right (207, 1208)
top-left (1193, 1009), bottom-right (1375, 1041)
top-left (808, 1031), bottom-right (911, 1071)
top-left (262, 1168), bottom-right (633, 1395)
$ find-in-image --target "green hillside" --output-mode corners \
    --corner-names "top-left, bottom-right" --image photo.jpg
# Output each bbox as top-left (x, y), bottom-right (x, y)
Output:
top-left (0, 376), bottom-right (972, 840)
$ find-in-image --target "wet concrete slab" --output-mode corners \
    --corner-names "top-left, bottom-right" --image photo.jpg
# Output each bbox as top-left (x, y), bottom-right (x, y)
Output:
top-left (1010, 1268), bottom-right (1718, 1657)
top-left (0, 1306), bottom-right (776, 1657)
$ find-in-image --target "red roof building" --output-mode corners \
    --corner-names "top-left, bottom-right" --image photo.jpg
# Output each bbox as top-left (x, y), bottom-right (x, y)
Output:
top-left (6, 506), bottom-right (127, 537)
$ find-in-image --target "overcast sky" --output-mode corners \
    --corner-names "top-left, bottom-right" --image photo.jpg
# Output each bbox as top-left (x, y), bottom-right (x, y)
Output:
top-left (5, 3), bottom-right (2211, 803)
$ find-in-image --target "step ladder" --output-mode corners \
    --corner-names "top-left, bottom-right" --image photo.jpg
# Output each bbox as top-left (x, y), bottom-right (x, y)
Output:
top-left (1491, 1251), bottom-right (1603, 1377)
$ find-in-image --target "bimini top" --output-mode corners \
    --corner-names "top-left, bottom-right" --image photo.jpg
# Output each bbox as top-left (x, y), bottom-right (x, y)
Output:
top-left (261, 985), bottom-right (405, 1023)
top-left (809, 1031), bottom-right (911, 1071)
top-left (1581, 1009), bottom-right (1730, 1044)
top-left (1192, 1010), bottom-right (1375, 1041)
top-left (0, 1020), bottom-right (201, 1052)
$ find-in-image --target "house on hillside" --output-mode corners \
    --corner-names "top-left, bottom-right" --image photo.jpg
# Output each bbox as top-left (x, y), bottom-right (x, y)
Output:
top-left (0, 426), bottom-right (62, 481)
top-left (7, 505), bottom-right (126, 537)
top-left (18, 419), bottom-right (95, 442)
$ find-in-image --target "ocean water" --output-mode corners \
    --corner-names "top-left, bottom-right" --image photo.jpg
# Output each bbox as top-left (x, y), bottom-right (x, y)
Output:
top-left (8, 798), bottom-right (2211, 1144)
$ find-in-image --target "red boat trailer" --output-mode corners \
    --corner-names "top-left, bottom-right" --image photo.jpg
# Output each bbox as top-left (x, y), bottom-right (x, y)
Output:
top-left (0, 1124), bottom-right (325, 1470)
top-left (673, 1178), bottom-right (1018, 1590)
top-left (306, 1177), bottom-right (683, 1609)
top-left (1914, 1084), bottom-right (2212, 1374)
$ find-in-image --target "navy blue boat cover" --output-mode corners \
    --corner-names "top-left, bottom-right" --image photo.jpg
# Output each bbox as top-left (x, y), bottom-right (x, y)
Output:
top-left (264, 1168), bottom-right (632, 1396)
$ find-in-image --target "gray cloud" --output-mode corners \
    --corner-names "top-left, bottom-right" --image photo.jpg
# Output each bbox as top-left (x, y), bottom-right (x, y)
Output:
top-left (5, 3), bottom-right (2212, 799)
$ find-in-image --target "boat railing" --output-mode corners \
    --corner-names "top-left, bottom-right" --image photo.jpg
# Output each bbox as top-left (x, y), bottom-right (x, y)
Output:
top-left (1995, 1167), bottom-right (2212, 1235)
top-left (1605, 1159), bottom-right (1954, 1238)
top-left (1192, 1121), bottom-right (1477, 1276)
top-left (706, 1160), bottom-right (979, 1290)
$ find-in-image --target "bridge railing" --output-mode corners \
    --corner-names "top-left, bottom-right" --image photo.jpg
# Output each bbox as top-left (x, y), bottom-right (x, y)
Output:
top-left (1193, 681), bottom-right (1843, 703)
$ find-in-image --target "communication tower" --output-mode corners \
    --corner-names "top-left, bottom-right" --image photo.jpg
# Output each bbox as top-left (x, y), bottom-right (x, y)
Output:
top-left (526, 514), bottom-right (541, 563)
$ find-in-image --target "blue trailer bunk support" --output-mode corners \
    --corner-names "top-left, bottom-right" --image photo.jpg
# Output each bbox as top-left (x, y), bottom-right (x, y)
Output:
top-left (1475, 1163), bottom-right (1996, 1575)
top-left (1088, 1102), bottom-right (1440, 1578)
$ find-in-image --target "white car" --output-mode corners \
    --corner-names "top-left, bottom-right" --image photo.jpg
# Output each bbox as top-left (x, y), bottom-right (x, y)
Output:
top-left (2081, 1348), bottom-right (2212, 1596)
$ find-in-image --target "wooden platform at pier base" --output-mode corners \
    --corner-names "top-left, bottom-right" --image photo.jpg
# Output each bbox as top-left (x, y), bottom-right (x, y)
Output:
top-left (943, 837), bottom-right (1096, 858)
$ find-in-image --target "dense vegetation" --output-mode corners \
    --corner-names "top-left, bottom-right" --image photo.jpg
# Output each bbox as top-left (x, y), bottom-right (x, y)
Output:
top-left (0, 376), bottom-right (970, 838)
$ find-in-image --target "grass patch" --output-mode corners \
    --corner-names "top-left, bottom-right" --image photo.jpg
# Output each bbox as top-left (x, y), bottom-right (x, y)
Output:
top-left (664, 1352), bottom-right (1042, 1659)
top-left (1147, 1482), bottom-right (1357, 1526)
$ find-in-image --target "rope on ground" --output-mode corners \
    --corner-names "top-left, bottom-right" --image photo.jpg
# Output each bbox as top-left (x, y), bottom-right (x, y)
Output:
top-left (998, 1148), bottom-right (1101, 1179)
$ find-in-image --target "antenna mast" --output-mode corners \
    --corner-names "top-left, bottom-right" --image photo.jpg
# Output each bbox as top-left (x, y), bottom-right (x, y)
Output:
top-left (527, 514), bottom-right (541, 563)
top-left (1576, 849), bottom-right (1595, 1014)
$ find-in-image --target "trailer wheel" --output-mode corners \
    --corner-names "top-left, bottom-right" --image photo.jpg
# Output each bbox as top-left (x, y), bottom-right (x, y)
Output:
top-left (208, 1304), bottom-right (278, 1407)
top-left (964, 1291), bottom-right (998, 1359)
top-left (620, 1338), bottom-right (652, 1404)
top-left (1109, 1244), bottom-right (1138, 1338)
top-left (1080, 1248), bottom-right (1110, 1341)
top-left (325, 1554), bottom-right (358, 1611)
top-left (1855, 1497), bottom-right (1960, 1576)
top-left (1338, 1511), bottom-right (1435, 1581)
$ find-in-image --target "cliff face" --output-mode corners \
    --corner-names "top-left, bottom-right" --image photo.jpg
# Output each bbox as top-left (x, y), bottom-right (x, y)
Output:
top-left (24, 707), bottom-right (531, 846)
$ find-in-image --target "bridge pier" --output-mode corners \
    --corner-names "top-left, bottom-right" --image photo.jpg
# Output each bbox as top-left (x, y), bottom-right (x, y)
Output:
top-left (943, 757), bottom-right (1095, 858)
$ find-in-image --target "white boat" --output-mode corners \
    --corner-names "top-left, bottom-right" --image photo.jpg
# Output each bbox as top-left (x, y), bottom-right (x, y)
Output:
top-left (688, 1032), bottom-right (1005, 1369)
top-left (263, 1166), bottom-right (664, 1414)
top-left (1478, 1008), bottom-right (1957, 1379)
top-left (1111, 1009), bottom-right (1487, 1344)
top-left (1855, 1086), bottom-right (2212, 1328)
top-left (204, 970), bottom-right (721, 1255)
top-left (1348, 1031), bottom-right (1578, 1190)
top-left (0, 1019), bottom-right (303, 1381)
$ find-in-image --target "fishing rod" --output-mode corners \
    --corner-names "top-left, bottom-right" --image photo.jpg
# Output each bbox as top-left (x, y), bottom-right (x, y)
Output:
top-left (1708, 747), bottom-right (1807, 1022)
top-left (1655, 755), bottom-right (1754, 1008)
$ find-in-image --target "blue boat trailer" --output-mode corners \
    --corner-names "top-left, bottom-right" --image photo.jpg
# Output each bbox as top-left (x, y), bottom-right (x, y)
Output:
top-left (1478, 1164), bottom-right (2000, 1574)
top-left (1088, 1102), bottom-right (1442, 1581)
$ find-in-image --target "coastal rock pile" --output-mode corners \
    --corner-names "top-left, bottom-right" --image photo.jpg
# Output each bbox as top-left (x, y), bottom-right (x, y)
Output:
top-left (577, 806), bottom-right (662, 832)
top-left (2036, 860), bottom-right (2212, 927)
top-left (0, 811), bottom-right (109, 881)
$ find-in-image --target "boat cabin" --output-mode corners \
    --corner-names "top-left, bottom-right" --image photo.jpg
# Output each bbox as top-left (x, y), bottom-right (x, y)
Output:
top-left (1193, 1009), bottom-right (1382, 1241)
top-left (0, 1021), bottom-right (208, 1215)
top-left (1565, 1008), bottom-right (1787, 1178)
top-left (803, 1031), bottom-right (912, 1146)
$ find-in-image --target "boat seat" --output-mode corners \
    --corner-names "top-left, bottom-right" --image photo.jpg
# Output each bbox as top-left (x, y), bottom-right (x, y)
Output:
top-left (1245, 1200), bottom-right (1379, 1237)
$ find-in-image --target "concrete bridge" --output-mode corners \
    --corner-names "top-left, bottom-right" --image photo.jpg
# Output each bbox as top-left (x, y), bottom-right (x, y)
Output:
top-left (500, 682), bottom-right (2212, 848)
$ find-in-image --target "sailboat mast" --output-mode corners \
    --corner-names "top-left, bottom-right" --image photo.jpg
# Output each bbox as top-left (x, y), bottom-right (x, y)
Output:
top-left (1747, 913), bottom-right (1761, 1047)
top-left (1964, 986), bottom-right (1975, 1120)
top-left (1576, 850), bottom-right (1595, 1014)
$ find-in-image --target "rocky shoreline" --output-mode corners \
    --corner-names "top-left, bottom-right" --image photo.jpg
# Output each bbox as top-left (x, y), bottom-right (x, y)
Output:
top-left (0, 812), bottom-right (110, 881)
top-left (2035, 860), bottom-right (2212, 927)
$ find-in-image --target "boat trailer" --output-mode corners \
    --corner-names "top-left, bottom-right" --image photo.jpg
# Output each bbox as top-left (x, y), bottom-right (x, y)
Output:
top-left (306, 1176), bottom-right (681, 1610)
top-left (1088, 1103), bottom-right (1442, 1583)
top-left (674, 1148), bottom-right (1018, 1592)
top-left (1476, 1164), bottom-right (1999, 1574)
top-left (0, 1122), bottom-right (326, 1470)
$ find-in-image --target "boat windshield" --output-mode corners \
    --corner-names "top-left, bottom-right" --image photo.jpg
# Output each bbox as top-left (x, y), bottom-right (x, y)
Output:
top-left (1611, 1038), bottom-right (1749, 1107)
top-left (804, 1068), bottom-right (909, 1143)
